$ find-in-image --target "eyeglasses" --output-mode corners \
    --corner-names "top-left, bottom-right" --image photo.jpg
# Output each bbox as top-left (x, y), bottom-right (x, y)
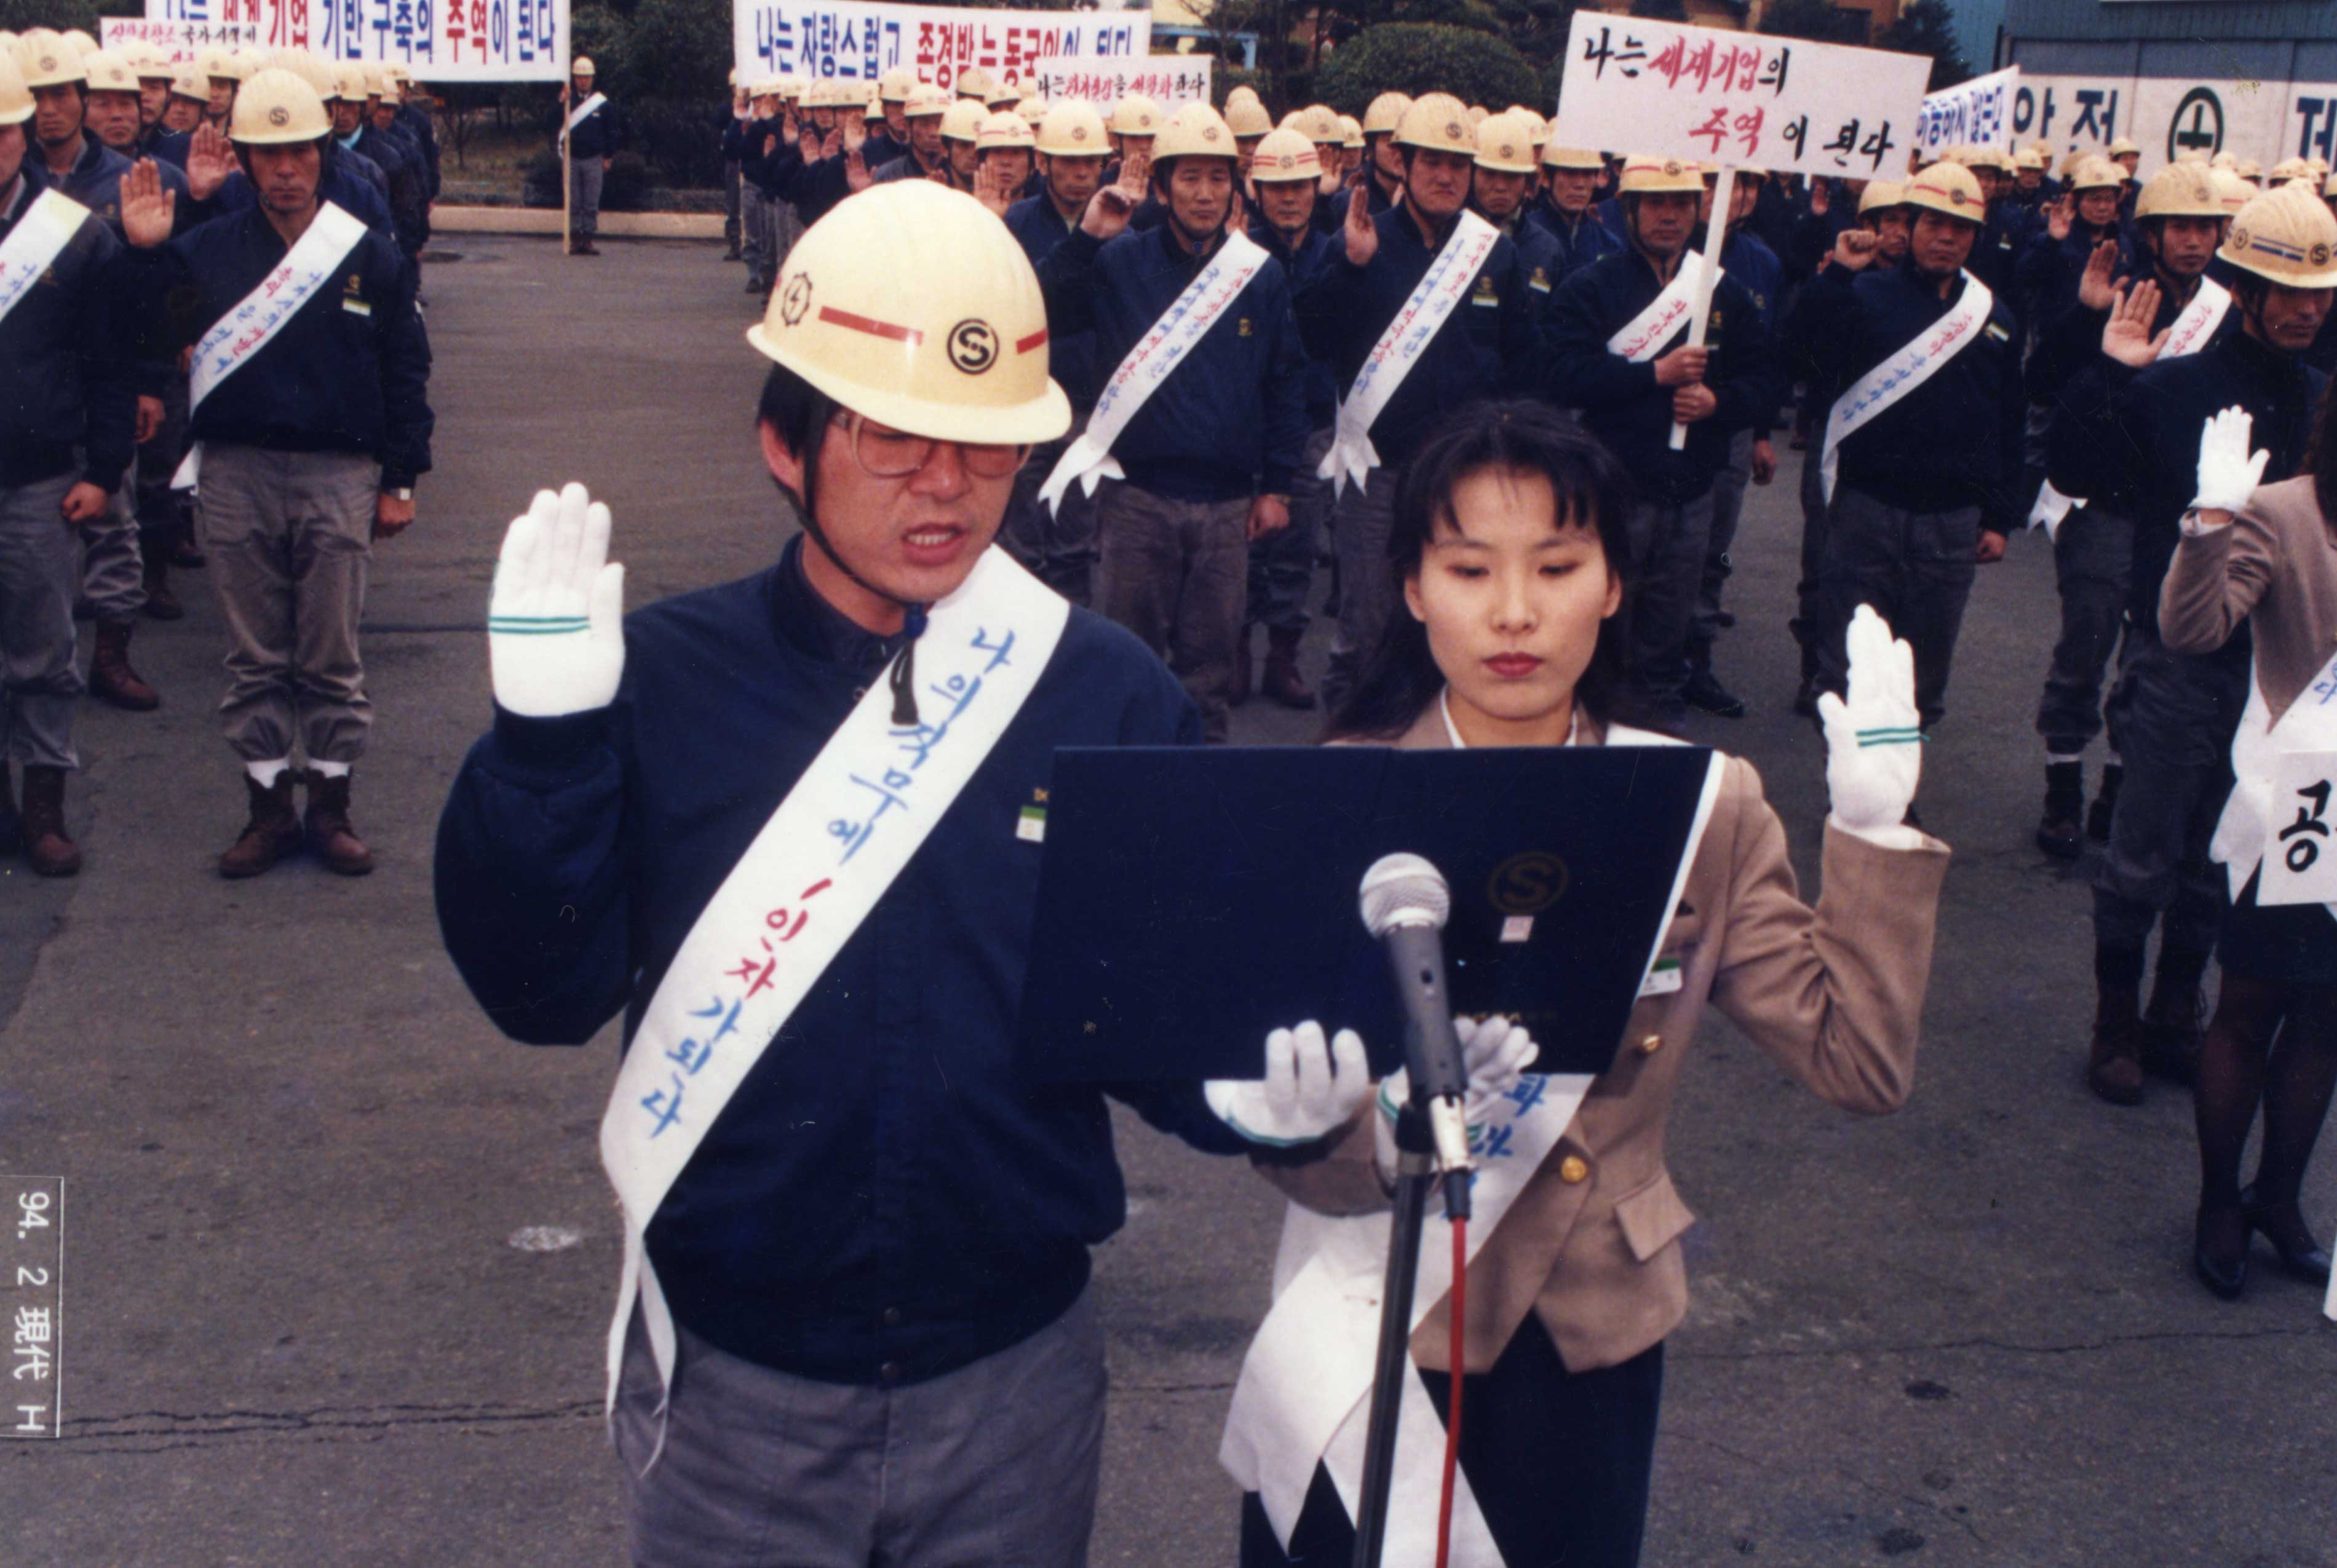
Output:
top-left (833, 411), bottom-right (1030, 480)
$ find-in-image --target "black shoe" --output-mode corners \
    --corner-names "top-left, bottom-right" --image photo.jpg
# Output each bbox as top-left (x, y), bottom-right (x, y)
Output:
top-left (1683, 669), bottom-right (1747, 718)
top-left (2037, 761), bottom-right (2084, 860)
top-left (2242, 1184), bottom-right (2333, 1284)
top-left (2087, 763), bottom-right (2123, 842)
top-left (2194, 1204), bottom-right (2248, 1300)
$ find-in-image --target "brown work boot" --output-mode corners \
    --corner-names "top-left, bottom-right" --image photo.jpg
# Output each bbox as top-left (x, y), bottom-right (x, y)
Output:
top-left (1261, 626), bottom-right (1316, 710)
top-left (2087, 1015), bottom-right (2146, 1105)
top-left (218, 772), bottom-right (300, 879)
top-left (18, 766), bottom-right (81, 877)
top-left (141, 559), bottom-right (183, 621)
top-left (303, 771), bottom-right (374, 876)
top-left (90, 620), bottom-right (160, 710)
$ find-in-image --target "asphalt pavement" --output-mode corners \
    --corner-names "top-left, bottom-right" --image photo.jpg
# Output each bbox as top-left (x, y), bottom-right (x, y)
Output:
top-left (1, 234), bottom-right (2331, 1568)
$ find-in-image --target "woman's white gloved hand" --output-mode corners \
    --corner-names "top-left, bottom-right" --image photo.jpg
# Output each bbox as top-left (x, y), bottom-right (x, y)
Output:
top-left (1204, 1021), bottom-right (1371, 1147)
top-left (1815, 604), bottom-right (1921, 836)
top-left (2191, 404), bottom-right (2269, 519)
top-left (1372, 1015), bottom-right (1538, 1183)
top-left (489, 482), bottom-right (626, 718)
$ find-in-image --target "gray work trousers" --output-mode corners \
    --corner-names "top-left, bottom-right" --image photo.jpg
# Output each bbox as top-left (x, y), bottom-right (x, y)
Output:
top-left (742, 186), bottom-right (774, 285)
top-left (2034, 503), bottom-right (2133, 757)
top-left (1323, 464), bottom-right (1399, 713)
top-left (0, 472), bottom-right (84, 770)
top-left (569, 155), bottom-right (605, 244)
top-left (722, 158), bottom-right (740, 247)
top-left (1000, 419), bottom-right (1099, 607)
top-left (1691, 427), bottom-right (1755, 661)
top-left (2092, 624), bottom-right (2247, 953)
top-left (1625, 489), bottom-right (1716, 715)
top-left (1817, 486), bottom-right (1979, 732)
top-left (1093, 483), bottom-right (1250, 743)
top-left (81, 480), bottom-right (146, 620)
top-left (1246, 424), bottom-right (1332, 633)
top-left (196, 445), bottom-right (379, 764)
top-left (613, 1293), bottom-right (1106, 1567)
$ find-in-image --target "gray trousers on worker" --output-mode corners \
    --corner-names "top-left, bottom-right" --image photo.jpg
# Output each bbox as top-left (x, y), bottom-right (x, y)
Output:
top-left (742, 186), bottom-right (773, 285)
top-left (1000, 418), bottom-right (1100, 607)
top-left (1093, 483), bottom-right (1250, 743)
top-left (1690, 427), bottom-right (1755, 667)
top-left (1817, 486), bottom-right (1980, 732)
top-left (613, 1293), bottom-right (1106, 1567)
top-left (1247, 424), bottom-right (1333, 633)
top-left (2034, 503), bottom-right (2133, 758)
top-left (2091, 625), bottom-right (2247, 953)
top-left (82, 483), bottom-right (146, 620)
top-left (1324, 464), bottom-right (1399, 713)
top-left (569, 155), bottom-right (605, 245)
top-left (722, 157), bottom-right (740, 249)
top-left (0, 472), bottom-right (84, 770)
top-left (196, 445), bottom-right (378, 765)
top-left (1625, 489), bottom-right (1716, 716)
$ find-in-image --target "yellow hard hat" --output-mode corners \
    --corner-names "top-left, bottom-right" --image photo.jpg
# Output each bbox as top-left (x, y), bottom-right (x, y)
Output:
top-left (284, 52), bottom-right (336, 103)
top-left (878, 66), bottom-right (915, 103)
top-left (331, 63), bottom-right (368, 103)
top-left (864, 90), bottom-right (885, 121)
top-left (1394, 92), bottom-right (1472, 156)
top-left (1106, 93), bottom-right (1159, 136)
top-left (2212, 168), bottom-right (2256, 215)
top-left (2272, 156), bottom-right (2314, 183)
top-left (169, 63), bottom-right (206, 101)
top-left (1858, 180), bottom-right (1907, 217)
top-left (2066, 155), bottom-right (2124, 194)
top-left (229, 66), bottom-right (330, 144)
top-left (954, 65), bottom-right (995, 101)
top-left (2224, 180), bottom-right (2337, 287)
top-left (230, 46), bottom-right (268, 77)
top-left (1224, 95), bottom-right (1273, 140)
top-left (2239, 158), bottom-right (2263, 181)
top-left (125, 41), bottom-right (175, 80)
top-left (2108, 136), bottom-right (2140, 157)
top-left (939, 98), bottom-right (986, 143)
top-left (2014, 147), bottom-right (2044, 172)
top-left (14, 30), bottom-right (84, 89)
top-left (1465, 104), bottom-right (1488, 130)
top-left (371, 65), bottom-right (402, 105)
top-left (2135, 164), bottom-right (2225, 222)
top-left (1153, 101), bottom-right (1237, 165)
top-left (1014, 96), bottom-right (1046, 129)
top-left (1035, 99), bottom-right (1107, 157)
top-left (1339, 114), bottom-right (1362, 151)
top-left (975, 109), bottom-right (1033, 153)
top-left (1302, 105), bottom-right (1341, 146)
top-left (983, 80), bottom-right (1019, 109)
top-left (1616, 153), bottom-right (1702, 194)
top-left (751, 181), bottom-right (1070, 446)
top-left (1276, 108), bottom-right (1307, 133)
top-left (1901, 160), bottom-right (1986, 224)
top-left (1472, 112), bottom-right (1537, 175)
top-left (79, 49), bottom-right (138, 95)
top-left (61, 28), bottom-right (97, 60)
top-left (2210, 149), bottom-right (2238, 171)
top-left (571, 55), bottom-right (594, 77)
top-left (0, 47), bottom-right (30, 126)
top-left (905, 83), bottom-right (952, 119)
top-left (1362, 90), bottom-right (1410, 138)
top-left (1975, 146), bottom-right (2017, 175)
top-left (1224, 84), bottom-right (1261, 109)
top-left (1542, 141), bottom-right (1603, 171)
top-left (1248, 126), bottom-right (1320, 184)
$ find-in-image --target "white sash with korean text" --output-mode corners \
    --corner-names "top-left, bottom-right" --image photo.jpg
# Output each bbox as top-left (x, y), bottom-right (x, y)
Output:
top-left (1221, 727), bottom-right (1725, 1565)
top-left (170, 200), bottom-right (369, 493)
top-left (1604, 251), bottom-right (1711, 365)
top-left (1320, 209), bottom-right (1500, 497)
top-left (1037, 229), bottom-right (1271, 513)
top-left (561, 92), bottom-right (607, 149)
top-left (2210, 644), bottom-right (2337, 916)
top-left (600, 547), bottom-right (1069, 1471)
top-left (1820, 271), bottom-right (1993, 506)
top-left (0, 189), bottom-right (90, 330)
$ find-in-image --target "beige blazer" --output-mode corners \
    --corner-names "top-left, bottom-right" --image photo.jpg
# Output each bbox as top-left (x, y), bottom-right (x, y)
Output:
top-left (2160, 475), bottom-right (2337, 719)
top-left (1261, 703), bottom-right (1952, 1376)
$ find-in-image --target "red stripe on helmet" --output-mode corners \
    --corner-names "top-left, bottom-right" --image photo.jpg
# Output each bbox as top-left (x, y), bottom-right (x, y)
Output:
top-left (818, 306), bottom-right (925, 346)
top-left (1015, 327), bottom-right (1049, 354)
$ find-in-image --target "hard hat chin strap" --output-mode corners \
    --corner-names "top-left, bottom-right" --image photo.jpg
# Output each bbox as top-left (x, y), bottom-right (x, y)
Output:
top-left (799, 509), bottom-right (932, 726)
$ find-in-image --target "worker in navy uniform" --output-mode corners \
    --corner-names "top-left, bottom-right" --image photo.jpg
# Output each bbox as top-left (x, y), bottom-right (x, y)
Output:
top-left (384, 63), bottom-right (438, 210)
top-left (1526, 140), bottom-right (1624, 288)
top-left (1788, 159), bottom-right (2020, 769)
top-left (156, 61), bottom-right (205, 147)
top-left (119, 68), bottom-right (433, 879)
top-left (0, 46), bottom-right (135, 876)
top-left (729, 78), bottom-right (788, 297)
top-left (1036, 102), bottom-right (1308, 742)
top-left (319, 63), bottom-right (391, 208)
top-left (559, 55), bottom-right (616, 256)
top-left (868, 82), bottom-right (953, 188)
top-left (2032, 164), bottom-right (2234, 865)
top-left (969, 108), bottom-right (1039, 215)
top-left (862, 68), bottom-right (912, 171)
top-left (1101, 92), bottom-right (1158, 181)
top-left (355, 66), bottom-right (428, 264)
top-left (1548, 154), bottom-right (1774, 727)
top-left (1959, 145), bottom-right (2030, 299)
top-left (1301, 93), bottom-right (1545, 711)
top-left (2061, 183), bottom-right (2330, 1105)
top-left (194, 46), bottom-right (240, 132)
top-left (1349, 90), bottom-right (1408, 220)
top-left (1469, 113), bottom-right (1563, 331)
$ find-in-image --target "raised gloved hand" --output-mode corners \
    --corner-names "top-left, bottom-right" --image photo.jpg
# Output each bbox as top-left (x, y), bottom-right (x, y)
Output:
top-left (1371, 1015), bottom-right (1538, 1183)
top-left (2192, 404), bottom-right (2269, 519)
top-left (1815, 604), bottom-right (1921, 838)
top-left (1204, 1021), bottom-right (1371, 1147)
top-left (489, 482), bottom-right (625, 718)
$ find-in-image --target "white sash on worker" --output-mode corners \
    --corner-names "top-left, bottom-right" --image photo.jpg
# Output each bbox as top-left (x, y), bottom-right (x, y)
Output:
top-left (1604, 251), bottom-right (1712, 365)
top-left (1319, 209), bottom-right (1500, 497)
top-left (1820, 271), bottom-right (1993, 506)
top-left (0, 188), bottom-right (90, 329)
top-left (2210, 644), bottom-right (2337, 915)
top-left (599, 547), bottom-right (1069, 1471)
top-left (560, 92), bottom-right (606, 149)
top-left (1221, 733), bottom-right (1724, 1564)
top-left (170, 201), bottom-right (369, 493)
top-left (1037, 229), bottom-right (1271, 513)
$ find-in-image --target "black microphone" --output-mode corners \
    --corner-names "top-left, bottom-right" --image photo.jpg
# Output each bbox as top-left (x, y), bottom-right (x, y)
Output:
top-left (1359, 853), bottom-right (1473, 1215)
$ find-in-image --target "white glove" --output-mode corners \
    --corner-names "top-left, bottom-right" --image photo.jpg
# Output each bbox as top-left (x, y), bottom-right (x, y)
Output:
top-left (1815, 604), bottom-right (1922, 840)
top-left (1372, 1015), bottom-right (1538, 1183)
top-left (2191, 404), bottom-right (2270, 518)
top-left (489, 483), bottom-right (626, 718)
top-left (1204, 1021), bottom-right (1371, 1147)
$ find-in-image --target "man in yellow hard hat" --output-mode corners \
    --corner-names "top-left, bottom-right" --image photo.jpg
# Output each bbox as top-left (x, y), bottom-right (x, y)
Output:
top-left (558, 54), bottom-right (616, 255)
top-left (732, 76), bottom-right (790, 295)
top-left (1353, 90), bottom-right (1408, 218)
top-left (1525, 140), bottom-right (1621, 288)
top-left (161, 61), bottom-right (205, 137)
top-left (970, 108), bottom-right (1036, 215)
top-left (869, 82), bottom-right (953, 187)
top-left (196, 44), bottom-right (239, 128)
top-left (867, 66), bottom-right (913, 168)
top-left (119, 67), bottom-right (434, 878)
top-left (437, 178), bottom-right (1284, 1562)
top-left (718, 70), bottom-right (749, 261)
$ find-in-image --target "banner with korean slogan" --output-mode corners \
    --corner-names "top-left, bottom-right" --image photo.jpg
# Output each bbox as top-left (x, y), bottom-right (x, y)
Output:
top-left (734, 0), bottom-right (1149, 95)
top-left (1916, 66), bottom-right (2018, 158)
top-left (1552, 13), bottom-right (1932, 180)
top-left (143, 0), bottom-right (571, 81)
top-left (1037, 56), bottom-right (1212, 111)
top-left (104, 17), bottom-right (261, 63)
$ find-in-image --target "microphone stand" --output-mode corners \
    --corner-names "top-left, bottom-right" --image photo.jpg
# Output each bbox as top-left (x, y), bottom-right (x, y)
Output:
top-left (1350, 1098), bottom-right (1436, 1568)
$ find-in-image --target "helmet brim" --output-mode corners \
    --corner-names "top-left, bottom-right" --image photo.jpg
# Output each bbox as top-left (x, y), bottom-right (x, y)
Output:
top-left (747, 322), bottom-right (1074, 448)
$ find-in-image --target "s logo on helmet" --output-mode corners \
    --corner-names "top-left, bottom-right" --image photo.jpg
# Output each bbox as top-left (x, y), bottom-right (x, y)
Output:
top-left (1071, 124), bottom-right (1087, 142)
top-left (2232, 226), bottom-right (2251, 250)
top-left (948, 319), bottom-right (998, 374)
top-left (2315, 243), bottom-right (2334, 267)
top-left (268, 105), bottom-right (290, 127)
top-left (779, 272), bottom-right (812, 326)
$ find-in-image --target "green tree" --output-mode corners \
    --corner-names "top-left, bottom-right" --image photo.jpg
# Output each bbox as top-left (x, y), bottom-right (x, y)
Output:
top-left (1315, 21), bottom-right (1544, 115)
top-left (1628, 0), bottom-right (1688, 17)
top-left (1876, 0), bottom-right (1970, 93)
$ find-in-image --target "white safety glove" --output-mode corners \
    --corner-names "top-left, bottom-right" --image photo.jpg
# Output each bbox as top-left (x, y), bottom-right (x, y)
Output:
top-left (1371, 1015), bottom-right (1539, 1184)
top-left (1204, 1021), bottom-right (1372, 1148)
top-left (489, 483), bottom-right (626, 718)
top-left (2191, 404), bottom-right (2269, 518)
top-left (1815, 604), bottom-right (1924, 845)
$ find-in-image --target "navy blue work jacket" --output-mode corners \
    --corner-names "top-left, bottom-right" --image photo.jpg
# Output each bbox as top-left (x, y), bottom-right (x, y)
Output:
top-left (0, 178), bottom-right (136, 491)
top-left (1248, 216), bottom-right (1341, 427)
top-left (1008, 191), bottom-right (1093, 406)
top-left (1522, 196), bottom-right (1623, 288)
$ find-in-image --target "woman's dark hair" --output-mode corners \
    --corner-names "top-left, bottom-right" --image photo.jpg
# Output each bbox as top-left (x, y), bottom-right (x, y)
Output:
top-left (1325, 400), bottom-right (1643, 743)
top-left (757, 361), bottom-right (839, 517)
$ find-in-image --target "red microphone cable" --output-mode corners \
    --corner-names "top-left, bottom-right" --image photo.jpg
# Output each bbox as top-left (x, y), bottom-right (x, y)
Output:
top-left (1434, 1216), bottom-right (1466, 1568)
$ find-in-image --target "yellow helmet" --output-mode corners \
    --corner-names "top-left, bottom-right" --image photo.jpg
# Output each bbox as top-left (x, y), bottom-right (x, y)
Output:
top-left (877, 66), bottom-right (915, 103)
top-left (60, 28), bottom-right (97, 60)
top-left (125, 41), bottom-right (175, 81)
top-left (1276, 108), bottom-right (1307, 133)
top-left (1302, 104), bottom-right (1342, 146)
top-left (1224, 95), bottom-right (1273, 140)
top-left (371, 65), bottom-right (402, 106)
top-left (1362, 90), bottom-right (1410, 138)
top-left (169, 63), bottom-right (207, 102)
top-left (570, 55), bottom-right (595, 77)
top-left (14, 29), bottom-right (84, 90)
top-left (939, 98), bottom-right (986, 143)
top-left (975, 109), bottom-right (1033, 153)
top-left (1338, 114), bottom-right (1362, 151)
top-left (229, 66), bottom-right (330, 144)
top-left (2014, 146), bottom-right (2044, 172)
top-left (2066, 155), bottom-right (2124, 194)
top-left (954, 65), bottom-right (995, 102)
top-left (1014, 97), bottom-right (1046, 129)
top-left (1542, 141), bottom-right (1603, 172)
top-left (2135, 164), bottom-right (2225, 222)
top-left (1616, 153), bottom-right (1702, 194)
top-left (330, 64), bottom-right (369, 103)
top-left (904, 83), bottom-right (952, 119)
top-left (2223, 181), bottom-right (2337, 288)
top-left (2239, 157), bottom-right (2264, 181)
top-left (1035, 99), bottom-right (1108, 158)
top-left (196, 45), bottom-right (243, 83)
top-left (1224, 84), bottom-right (1261, 111)
top-left (1106, 93), bottom-right (1158, 137)
top-left (1394, 92), bottom-right (1472, 156)
top-left (0, 47), bottom-right (30, 126)
top-left (983, 79), bottom-right (1020, 109)
top-left (79, 49), bottom-right (139, 95)
top-left (2272, 156), bottom-right (2314, 183)
top-left (751, 181), bottom-right (1071, 446)
top-left (2212, 168), bottom-right (2256, 216)
top-left (2211, 149), bottom-right (2238, 171)
top-left (1152, 101), bottom-right (1237, 165)
top-left (1858, 180), bottom-right (1907, 217)
top-left (2108, 135), bottom-right (2140, 157)
top-left (1466, 104), bottom-right (1488, 130)
top-left (1247, 126), bottom-right (1321, 184)
top-left (1472, 112), bottom-right (1538, 175)
top-left (1900, 160), bottom-right (1986, 224)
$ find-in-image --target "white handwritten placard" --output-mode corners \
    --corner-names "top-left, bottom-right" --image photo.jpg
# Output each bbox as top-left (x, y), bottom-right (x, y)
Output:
top-left (143, 0), bottom-right (570, 81)
top-left (734, 0), bottom-right (1147, 93)
top-left (1036, 56), bottom-right (1212, 109)
top-left (103, 16), bottom-right (261, 61)
top-left (1916, 65), bottom-right (2018, 157)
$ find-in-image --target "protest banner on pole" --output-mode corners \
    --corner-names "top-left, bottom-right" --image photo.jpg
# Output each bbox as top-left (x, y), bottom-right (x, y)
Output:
top-left (1036, 56), bottom-right (1212, 110)
top-left (734, 0), bottom-right (1149, 94)
top-left (1551, 12), bottom-right (1930, 446)
top-left (1915, 66), bottom-right (2018, 159)
top-left (143, 0), bottom-right (571, 80)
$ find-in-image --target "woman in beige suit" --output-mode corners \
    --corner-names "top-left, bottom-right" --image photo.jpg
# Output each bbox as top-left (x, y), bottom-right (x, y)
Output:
top-left (1228, 402), bottom-right (1951, 1568)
